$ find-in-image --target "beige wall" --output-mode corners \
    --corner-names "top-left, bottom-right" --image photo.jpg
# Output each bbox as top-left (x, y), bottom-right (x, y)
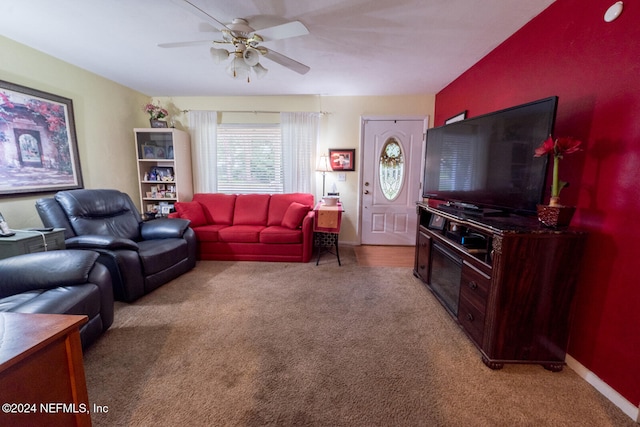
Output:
top-left (0, 35), bottom-right (149, 228)
top-left (155, 95), bottom-right (434, 244)
top-left (0, 35), bottom-right (434, 243)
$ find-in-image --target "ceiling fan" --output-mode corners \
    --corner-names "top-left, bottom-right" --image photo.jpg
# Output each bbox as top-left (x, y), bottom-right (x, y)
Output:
top-left (159, 0), bottom-right (310, 81)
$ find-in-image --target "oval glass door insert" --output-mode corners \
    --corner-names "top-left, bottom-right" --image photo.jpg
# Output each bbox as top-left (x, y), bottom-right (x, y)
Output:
top-left (379, 137), bottom-right (404, 200)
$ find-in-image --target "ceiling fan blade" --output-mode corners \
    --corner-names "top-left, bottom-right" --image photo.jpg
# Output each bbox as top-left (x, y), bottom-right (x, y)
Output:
top-left (254, 21), bottom-right (309, 42)
top-left (262, 49), bottom-right (310, 75)
top-left (158, 40), bottom-right (215, 48)
top-left (171, 0), bottom-right (230, 32)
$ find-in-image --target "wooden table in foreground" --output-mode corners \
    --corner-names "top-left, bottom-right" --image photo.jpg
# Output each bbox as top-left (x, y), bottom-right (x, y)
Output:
top-left (0, 313), bottom-right (91, 427)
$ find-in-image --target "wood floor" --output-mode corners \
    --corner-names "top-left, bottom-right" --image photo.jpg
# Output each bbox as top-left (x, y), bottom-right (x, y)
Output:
top-left (353, 245), bottom-right (415, 267)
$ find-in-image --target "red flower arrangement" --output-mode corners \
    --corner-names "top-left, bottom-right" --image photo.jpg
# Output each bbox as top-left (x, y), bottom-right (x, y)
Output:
top-left (534, 135), bottom-right (582, 206)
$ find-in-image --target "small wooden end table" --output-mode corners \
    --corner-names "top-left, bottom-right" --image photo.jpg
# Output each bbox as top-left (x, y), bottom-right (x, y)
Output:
top-left (313, 202), bottom-right (344, 266)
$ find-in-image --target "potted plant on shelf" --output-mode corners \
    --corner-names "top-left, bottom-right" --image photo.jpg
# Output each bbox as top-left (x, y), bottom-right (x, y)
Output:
top-left (144, 103), bottom-right (169, 128)
top-left (534, 135), bottom-right (582, 227)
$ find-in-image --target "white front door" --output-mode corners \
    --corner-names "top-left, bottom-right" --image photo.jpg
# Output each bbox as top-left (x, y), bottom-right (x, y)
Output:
top-left (361, 117), bottom-right (426, 245)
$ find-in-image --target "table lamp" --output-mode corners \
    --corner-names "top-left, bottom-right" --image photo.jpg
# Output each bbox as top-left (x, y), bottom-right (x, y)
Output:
top-left (316, 154), bottom-right (331, 196)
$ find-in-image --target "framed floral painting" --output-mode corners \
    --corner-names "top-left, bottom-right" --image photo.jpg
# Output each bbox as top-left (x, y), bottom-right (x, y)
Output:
top-left (0, 79), bottom-right (83, 196)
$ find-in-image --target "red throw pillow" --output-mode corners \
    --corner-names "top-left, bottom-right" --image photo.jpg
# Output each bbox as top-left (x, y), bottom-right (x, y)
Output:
top-left (174, 201), bottom-right (207, 227)
top-left (281, 202), bottom-right (310, 229)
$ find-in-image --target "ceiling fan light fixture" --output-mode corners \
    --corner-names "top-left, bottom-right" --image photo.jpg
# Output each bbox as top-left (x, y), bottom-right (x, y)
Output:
top-left (243, 47), bottom-right (260, 66)
top-left (252, 63), bottom-right (268, 79)
top-left (227, 18), bottom-right (254, 37)
top-left (226, 55), bottom-right (250, 80)
top-left (210, 47), bottom-right (229, 63)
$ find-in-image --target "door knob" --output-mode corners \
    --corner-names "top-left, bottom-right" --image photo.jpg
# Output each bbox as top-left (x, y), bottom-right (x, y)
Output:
top-left (364, 190), bottom-right (370, 194)
top-left (364, 182), bottom-right (370, 186)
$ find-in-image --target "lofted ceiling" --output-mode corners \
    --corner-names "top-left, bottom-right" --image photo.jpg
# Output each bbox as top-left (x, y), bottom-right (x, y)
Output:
top-left (0, 0), bottom-right (555, 97)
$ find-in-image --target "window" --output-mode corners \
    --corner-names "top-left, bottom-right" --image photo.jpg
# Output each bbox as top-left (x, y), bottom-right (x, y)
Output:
top-left (216, 124), bottom-right (283, 194)
top-left (379, 137), bottom-right (404, 201)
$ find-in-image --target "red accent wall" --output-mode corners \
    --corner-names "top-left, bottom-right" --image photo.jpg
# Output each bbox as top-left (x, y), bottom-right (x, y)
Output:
top-left (435, 0), bottom-right (640, 406)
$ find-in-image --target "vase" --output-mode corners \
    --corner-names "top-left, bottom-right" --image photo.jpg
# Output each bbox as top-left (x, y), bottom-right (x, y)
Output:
top-left (536, 204), bottom-right (576, 227)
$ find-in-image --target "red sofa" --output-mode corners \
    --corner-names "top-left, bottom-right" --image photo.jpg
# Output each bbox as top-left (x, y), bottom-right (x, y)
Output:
top-left (169, 193), bottom-right (315, 262)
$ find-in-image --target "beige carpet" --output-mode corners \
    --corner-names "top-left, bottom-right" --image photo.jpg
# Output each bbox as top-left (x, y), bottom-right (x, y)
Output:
top-left (83, 248), bottom-right (633, 426)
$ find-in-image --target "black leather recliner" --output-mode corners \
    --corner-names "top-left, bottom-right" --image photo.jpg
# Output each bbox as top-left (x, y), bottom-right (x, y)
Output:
top-left (36, 189), bottom-right (197, 302)
top-left (0, 250), bottom-right (114, 349)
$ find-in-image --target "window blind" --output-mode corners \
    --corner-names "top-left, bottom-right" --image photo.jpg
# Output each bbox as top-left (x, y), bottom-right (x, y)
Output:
top-left (216, 124), bottom-right (283, 194)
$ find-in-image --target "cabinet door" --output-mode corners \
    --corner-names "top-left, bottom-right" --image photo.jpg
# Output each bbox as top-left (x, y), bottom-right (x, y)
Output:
top-left (458, 261), bottom-right (490, 346)
top-left (415, 231), bottom-right (431, 282)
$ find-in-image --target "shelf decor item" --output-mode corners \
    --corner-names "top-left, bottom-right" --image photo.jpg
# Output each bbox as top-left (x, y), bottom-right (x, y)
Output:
top-left (534, 135), bottom-right (582, 227)
top-left (143, 102), bottom-right (169, 128)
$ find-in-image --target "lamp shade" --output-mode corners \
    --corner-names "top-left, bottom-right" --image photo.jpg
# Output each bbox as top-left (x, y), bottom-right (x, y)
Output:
top-left (226, 56), bottom-right (249, 79)
top-left (243, 47), bottom-right (260, 66)
top-left (210, 47), bottom-right (230, 64)
top-left (316, 154), bottom-right (331, 172)
top-left (252, 63), bottom-right (268, 79)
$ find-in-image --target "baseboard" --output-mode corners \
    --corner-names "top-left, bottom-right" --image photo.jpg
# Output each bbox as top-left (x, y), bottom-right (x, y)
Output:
top-left (566, 354), bottom-right (639, 422)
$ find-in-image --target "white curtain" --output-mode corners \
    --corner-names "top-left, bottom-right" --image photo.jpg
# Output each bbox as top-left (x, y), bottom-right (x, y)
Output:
top-left (188, 111), bottom-right (218, 193)
top-left (281, 112), bottom-right (319, 193)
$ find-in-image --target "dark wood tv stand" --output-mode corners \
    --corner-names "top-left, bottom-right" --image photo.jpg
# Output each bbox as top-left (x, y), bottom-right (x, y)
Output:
top-left (414, 202), bottom-right (586, 371)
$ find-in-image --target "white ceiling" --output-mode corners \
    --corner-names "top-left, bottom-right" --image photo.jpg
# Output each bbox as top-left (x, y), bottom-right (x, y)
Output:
top-left (0, 0), bottom-right (555, 97)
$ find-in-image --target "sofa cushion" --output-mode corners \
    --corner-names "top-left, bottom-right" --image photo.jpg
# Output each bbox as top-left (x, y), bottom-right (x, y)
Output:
top-left (0, 285), bottom-right (101, 319)
top-left (233, 194), bottom-right (270, 225)
top-left (55, 189), bottom-right (141, 240)
top-left (174, 201), bottom-right (207, 227)
top-left (193, 193), bottom-right (236, 225)
top-left (137, 238), bottom-right (189, 275)
top-left (268, 193), bottom-right (315, 226)
top-left (0, 250), bottom-right (100, 298)
top-left (192, 224), bottom-right (227, 242)
top-left (260, 226), bottom-right (303, 244)
top-left (218, 225), bottom-right (265, 243)
top-left (281, 202), bottom-right (310, 229)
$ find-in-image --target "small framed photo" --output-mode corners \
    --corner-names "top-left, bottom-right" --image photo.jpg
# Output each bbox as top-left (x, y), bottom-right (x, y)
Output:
top-left (150, 120), bottom-right (168, 128)
top-left (155, 147), bottom-right (166, 159)
top-left (142, 145), bottom-right (156, 159)
top-left (428, 214), bottom-right (446, 230)
top-left (151, 166), bottom-right (174, 181)
top-left (328, 149), bottom-right (355, 171)
top-left (445, 111), bottom-right (467, 125)
top-left (160, 205), bottom-right (172, 215)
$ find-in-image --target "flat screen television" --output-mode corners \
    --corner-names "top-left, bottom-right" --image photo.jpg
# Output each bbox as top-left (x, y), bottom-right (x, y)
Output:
top-left (422, 96), bottom-right (558, 216)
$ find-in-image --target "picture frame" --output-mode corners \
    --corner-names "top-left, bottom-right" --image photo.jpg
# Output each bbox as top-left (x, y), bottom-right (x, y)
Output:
top-left (0, 79), bottom-right (83, 196)
top-left (445, 111), bottom-right (467, 125)
top-left (328, 148), bottom-right (356, 171)
top-left (428, 214), bottom-right (446, 230)
top-left (155, 146), bottom-right (166, 159)
top-left (150, 120), bottom-right (168, 128)
top-left (142, 145), bottom-right (156, 159)
top-left (151, 166), bottom-right (174, 181)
